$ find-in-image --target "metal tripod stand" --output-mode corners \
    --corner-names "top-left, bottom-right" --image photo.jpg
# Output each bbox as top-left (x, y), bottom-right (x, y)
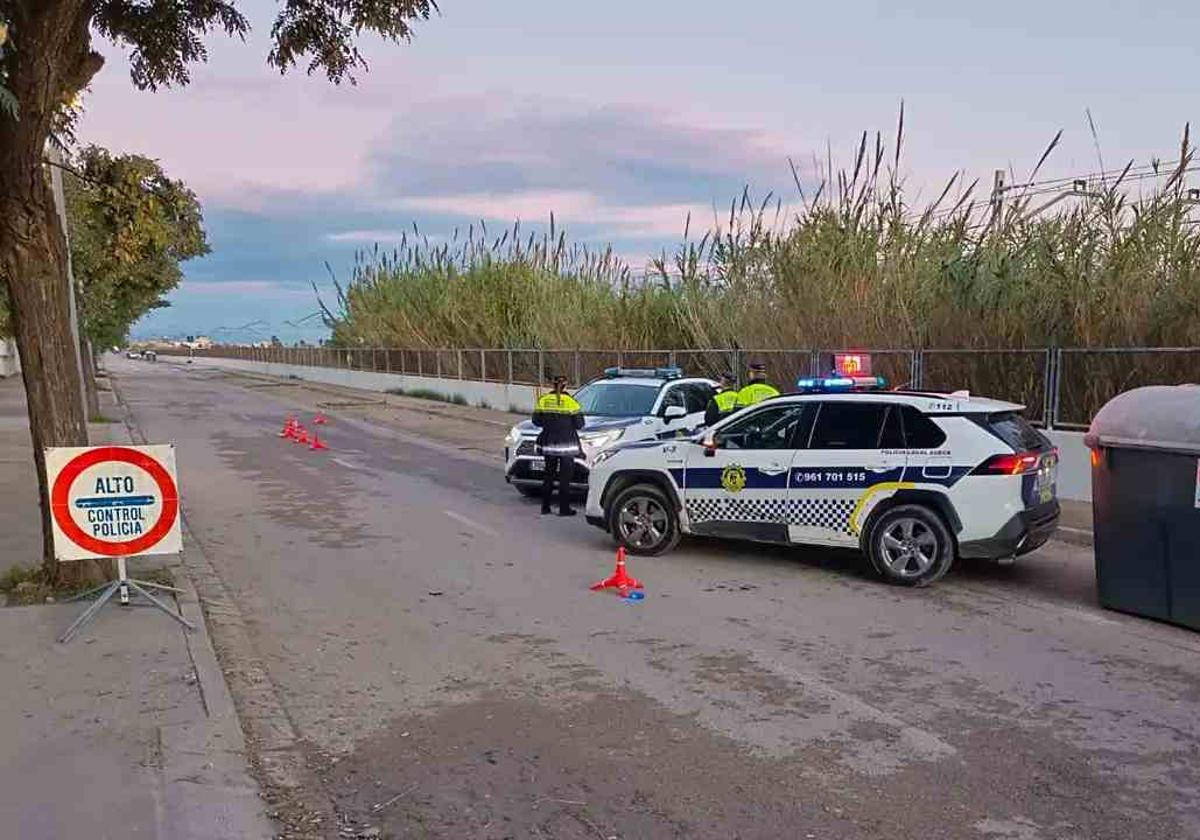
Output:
top-left (58, 556), bottom-right (195, 644)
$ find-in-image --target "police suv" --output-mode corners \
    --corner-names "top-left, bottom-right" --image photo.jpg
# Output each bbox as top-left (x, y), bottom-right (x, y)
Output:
top-left (584, 375), bottom-right (1060, 586)
top-left (504, 367), bottom-right (718, 497)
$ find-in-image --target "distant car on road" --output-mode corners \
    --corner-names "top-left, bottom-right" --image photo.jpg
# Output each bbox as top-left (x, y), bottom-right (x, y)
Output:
top-left (142, 350), bottom-right (157, 362)
top-left (125, 350), bottom-right (141, 359)
top-left (585, 376), bottom-right (1060, 586)
top-left (504, 367), bottom-right (718, 498)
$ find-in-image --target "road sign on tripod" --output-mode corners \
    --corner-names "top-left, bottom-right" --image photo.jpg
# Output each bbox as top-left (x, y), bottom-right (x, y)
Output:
top-left (46, 444), bottom-right (193, 643)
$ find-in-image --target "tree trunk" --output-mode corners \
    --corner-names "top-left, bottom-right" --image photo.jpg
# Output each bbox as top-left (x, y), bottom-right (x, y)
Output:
top-left (1, 1), bottom-right (110, 587)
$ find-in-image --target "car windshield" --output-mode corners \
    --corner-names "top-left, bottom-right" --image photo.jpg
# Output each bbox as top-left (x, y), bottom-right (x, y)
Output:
top-left (572, 381), bottom-right (660, 417)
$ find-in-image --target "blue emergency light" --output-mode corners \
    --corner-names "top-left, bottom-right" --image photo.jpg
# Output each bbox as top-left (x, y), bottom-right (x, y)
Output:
top-left (795, 375), bottom-right (887, 393)
top-left (603, 366), bottom-right (682, 380)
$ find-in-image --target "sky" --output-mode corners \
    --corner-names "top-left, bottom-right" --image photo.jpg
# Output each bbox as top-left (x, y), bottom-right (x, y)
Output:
top-left (77, 0), bottom-right (1200, 345)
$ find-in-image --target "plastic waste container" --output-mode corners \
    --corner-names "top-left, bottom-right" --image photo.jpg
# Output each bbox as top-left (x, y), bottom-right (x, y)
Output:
top-left (1085, 385), bottom-right (1200, 630)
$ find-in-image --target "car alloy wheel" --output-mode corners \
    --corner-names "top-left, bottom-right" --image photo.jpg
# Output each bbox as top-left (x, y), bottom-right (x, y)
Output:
top-left (878, 516), bottom-right (939, 579)
top-left (617, 496), bottom-right (669, 550)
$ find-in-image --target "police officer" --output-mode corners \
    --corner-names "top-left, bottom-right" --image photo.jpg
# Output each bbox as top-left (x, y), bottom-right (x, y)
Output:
top-left (735, 361), bottom-right (781, 408)
top-left (532, 373), bottom-right (584, 516)
top-left (704, 370), bottom-right (739, 427)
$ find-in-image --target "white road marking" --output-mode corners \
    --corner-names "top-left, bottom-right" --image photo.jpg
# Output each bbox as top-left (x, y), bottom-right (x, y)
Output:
top-left (332, 457), bottom-right (366, 472)
top-left (443, 509), bottom-right (499, 537)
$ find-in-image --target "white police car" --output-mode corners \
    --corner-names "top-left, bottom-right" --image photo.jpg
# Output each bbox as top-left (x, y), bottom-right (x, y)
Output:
top-left (584, 376), bottom-right (1060, 586)
top-left (504, 367), bottom-right (718, 498)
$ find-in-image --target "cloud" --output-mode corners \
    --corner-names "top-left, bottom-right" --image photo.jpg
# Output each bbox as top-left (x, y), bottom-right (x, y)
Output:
top-left (367, 97), bottom-right (798, 209)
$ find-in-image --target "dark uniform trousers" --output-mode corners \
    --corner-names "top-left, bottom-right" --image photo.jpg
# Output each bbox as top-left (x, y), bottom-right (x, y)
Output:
top-left (542, 454), bottom-right (575, 514)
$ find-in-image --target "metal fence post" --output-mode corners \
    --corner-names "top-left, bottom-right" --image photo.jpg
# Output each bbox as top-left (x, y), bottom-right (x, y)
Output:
top-left (507, 350), bottom-right (514, 385)
top-left (417, 349), bottom-right (423, 377)
top-left (537, 349), bottom-right (544, 386)
top-left (911, 349), bottom-right (923, 389)
top-left (480, 349), bottom-right (485, 383)
top-left (1049, 348), bottom-right (1063, 429)
top-left (436, 350), bottom-right (442, 379)
top-left (574, 351), bottom-right (582, 387)
top-left (457, 349), bottom-right (463, 380)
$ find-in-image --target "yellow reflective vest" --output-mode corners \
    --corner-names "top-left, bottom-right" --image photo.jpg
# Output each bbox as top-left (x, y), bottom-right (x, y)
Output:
top-left (735, 381), bottom-right (781, 408)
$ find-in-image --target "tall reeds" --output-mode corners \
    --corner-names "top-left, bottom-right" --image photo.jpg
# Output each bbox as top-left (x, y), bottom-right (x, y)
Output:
top-left (325, 124), bottom-right (1199, 352)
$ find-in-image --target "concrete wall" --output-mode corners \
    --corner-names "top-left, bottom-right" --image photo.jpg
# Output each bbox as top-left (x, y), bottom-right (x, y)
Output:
top-left (180, 354), bottom-right (1095, 502)
top-left (179, 354), bottom-right (540, 412)
top-left (0, 340), bottom-right (19, 379)
top-left (1046, 430), bottom-right (1090, 503)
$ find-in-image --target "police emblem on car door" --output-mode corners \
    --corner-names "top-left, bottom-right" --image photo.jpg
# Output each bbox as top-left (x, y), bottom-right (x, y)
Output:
top-left (683, 403), bottom-right (812, 542)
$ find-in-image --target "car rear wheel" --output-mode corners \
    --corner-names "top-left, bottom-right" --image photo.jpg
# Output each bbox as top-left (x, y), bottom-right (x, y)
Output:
top-left (608, 483), bottom-right (680, 556)
top-left (866, 504), bottom-right (954, 587)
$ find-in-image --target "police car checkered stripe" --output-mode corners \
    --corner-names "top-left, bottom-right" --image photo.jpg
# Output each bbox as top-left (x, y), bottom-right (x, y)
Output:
top-left (686, 497), bottom-right (856, 533)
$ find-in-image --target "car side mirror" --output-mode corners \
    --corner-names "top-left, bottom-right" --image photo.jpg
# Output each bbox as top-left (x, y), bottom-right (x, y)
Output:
top-left (663, 405), bottom-right (688, 420)
top-left (703, 436), bottom-right (718, 457)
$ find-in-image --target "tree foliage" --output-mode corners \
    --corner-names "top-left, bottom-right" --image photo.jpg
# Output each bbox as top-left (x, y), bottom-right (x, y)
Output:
top-left (64, 145), bottom-right (209, 348)
top-left (0, 0), bottom-right (439, 579)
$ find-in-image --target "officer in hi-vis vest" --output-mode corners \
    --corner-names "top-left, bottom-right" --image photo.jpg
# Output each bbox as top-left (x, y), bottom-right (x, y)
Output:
top-left (532, 373), bottom-right (585, 516)
top-left (735, 361), bottom-right (781, 408)
top-left (704, 370), bottom-right (739, 427)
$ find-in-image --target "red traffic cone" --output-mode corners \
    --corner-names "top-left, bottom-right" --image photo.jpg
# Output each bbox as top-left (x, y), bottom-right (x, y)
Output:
top-left (313, 413), bottom-right (328, 426)
top-left (279, 416), bottom-right (297, 439)
top-left (590, 547), bottom-right (643, 594)
top-left (294, 425), bottom-right (309, 445)
top-left (310, 429), bottom-right (329, 451)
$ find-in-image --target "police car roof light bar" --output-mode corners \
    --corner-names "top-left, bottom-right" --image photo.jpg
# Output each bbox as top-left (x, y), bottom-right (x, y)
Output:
top-left (603, 366), bottom-right (683, 380)
top-left (794, 375), bottom-right (887, 393)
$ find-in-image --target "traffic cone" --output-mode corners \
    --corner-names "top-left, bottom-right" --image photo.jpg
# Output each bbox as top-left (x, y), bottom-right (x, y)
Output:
top-left (310, 429), bottom-right (329, 451)
top-left (313, 413), bottom-right (328, 426)
top-left (279, 416), bottom-right (297, 439)
top-left (590, 547), bottom-right (643, 594)
top-left (294, 425), bottom-right (309, 445)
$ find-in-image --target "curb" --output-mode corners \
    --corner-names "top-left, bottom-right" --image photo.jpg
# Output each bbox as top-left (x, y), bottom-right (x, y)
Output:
top-left (105, 379), bottom-right (249, 741)
top-left (1052, 525), bottom-right (1094, 548)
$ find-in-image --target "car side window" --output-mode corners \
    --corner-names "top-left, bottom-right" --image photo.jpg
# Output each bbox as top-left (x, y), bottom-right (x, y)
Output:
top-left (808, 402), bottom-right (891, 449)
top-left (901, 406), bottom-right (948, 448)
top-left (684, 383), bottom-right (715, 413)
top-left (715, 404), bottom-right (810, 451)
top-left (879, 405), bottom-right (905, 448)
top-left (660, 386), bottom-right (688, 412)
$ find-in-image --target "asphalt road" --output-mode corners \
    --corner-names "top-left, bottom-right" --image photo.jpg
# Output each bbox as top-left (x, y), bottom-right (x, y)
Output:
top-left (112, 356), bottom-right (1200, 840)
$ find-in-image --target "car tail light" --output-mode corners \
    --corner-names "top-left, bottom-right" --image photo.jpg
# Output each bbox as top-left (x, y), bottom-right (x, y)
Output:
top-left (973, 452), bottom-right (1041, 475)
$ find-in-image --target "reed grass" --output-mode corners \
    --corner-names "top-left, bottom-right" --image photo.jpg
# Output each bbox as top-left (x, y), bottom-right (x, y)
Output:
top-left (324, 122), bottom-right (1199, 354)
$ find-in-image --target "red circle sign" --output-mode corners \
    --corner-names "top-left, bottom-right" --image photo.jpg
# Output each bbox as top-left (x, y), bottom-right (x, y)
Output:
top-left (50, 447), bottom-right (179, 557)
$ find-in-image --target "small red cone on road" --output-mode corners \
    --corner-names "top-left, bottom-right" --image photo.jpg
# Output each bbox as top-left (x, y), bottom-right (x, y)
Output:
top-left (310, 429), bottom-right (329, 451)
top-left (590, 547), bottom-right (643, 594)
top-left (294, 425), bottom-right (310, 445)
top-left (279, 416), bottom-right (298, 439)
top-left (313, 413), bottom-right (328, 426)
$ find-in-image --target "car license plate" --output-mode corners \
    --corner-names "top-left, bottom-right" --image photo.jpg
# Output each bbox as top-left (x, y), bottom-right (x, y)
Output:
top-left (528, 458), bottom-right (545, 473)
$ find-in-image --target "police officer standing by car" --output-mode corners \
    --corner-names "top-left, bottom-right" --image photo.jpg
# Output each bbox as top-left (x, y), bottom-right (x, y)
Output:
top-left (735, 361), bottom-right (780, 408)
top-left (704, 370), bottom-right (740, 427)
top-left (532, 373), bottom-right (585, 516)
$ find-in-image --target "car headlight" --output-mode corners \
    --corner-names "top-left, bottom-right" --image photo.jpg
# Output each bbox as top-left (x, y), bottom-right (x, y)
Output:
top-left (580, 429), bottom-right (624, 451)
top-left (591, 447), bottom-right (622, 467)
top-left (504, 426), bottom-right (521, 447)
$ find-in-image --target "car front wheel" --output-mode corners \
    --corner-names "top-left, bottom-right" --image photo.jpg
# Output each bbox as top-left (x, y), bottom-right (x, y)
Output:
top-left (608, 483), bottom-right (681, 556)
top-left (865, 504), bottom-right (954, 587)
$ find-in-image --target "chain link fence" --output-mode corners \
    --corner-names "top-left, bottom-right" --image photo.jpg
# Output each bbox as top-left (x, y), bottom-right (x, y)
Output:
top-left (162, 345), bottom-right (1200, 430)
